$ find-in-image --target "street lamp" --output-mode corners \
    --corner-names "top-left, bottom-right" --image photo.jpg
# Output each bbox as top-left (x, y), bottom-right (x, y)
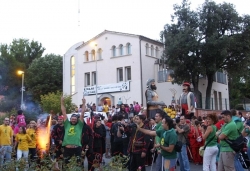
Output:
top-left (91, 42), bottom-right (98, 106)
top-left (17, 70), bottom-right (24, 109)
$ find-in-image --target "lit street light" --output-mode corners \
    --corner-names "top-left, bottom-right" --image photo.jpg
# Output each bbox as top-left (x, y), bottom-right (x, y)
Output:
top-left (17, 70), bottom-right (25, 109)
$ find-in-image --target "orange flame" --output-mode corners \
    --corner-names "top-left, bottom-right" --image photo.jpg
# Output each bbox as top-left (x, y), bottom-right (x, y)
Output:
top-left (37, 115), bottom-right (51, 154)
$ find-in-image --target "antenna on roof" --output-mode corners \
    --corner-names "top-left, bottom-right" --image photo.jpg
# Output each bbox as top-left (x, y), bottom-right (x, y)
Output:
top-left (78, 0), bottom-right (80, 26)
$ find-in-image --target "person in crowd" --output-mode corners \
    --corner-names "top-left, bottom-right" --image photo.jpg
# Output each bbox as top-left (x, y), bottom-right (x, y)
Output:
top-left (189, 118), bottom-right (203, 165)
top-left (97, 103), bottom-right (103, 112)
top-left (127, 115), bottom-right (151, 171)
top-left (202, 113), bottom-right (218, 171)
top-left (0, 117), bottom-right (13, 167)
top-left (145, 79), bottom-right (166, 119)
top-left (153, 111), bottom-right (164, 171)
top-left (118, 104), bottom-right (129, 119)
top-left (51, 116), bottom-right (65, 159)
top-left (92, 103), bottom-right (96, 112)
top-left (50, 110), bottom-right (58, 121)
top-left (134, 102), bottom-right (141, 116)
top-left (81, 118), bottom-right (94, 171)
top-left (129, 104), bottom-right (135, 118)
top-left (104, 119), bottom-right (111, 158)
top-left (231, 109), bottom-right (244, 171)
top-left (16, 110), bottom-right (26, 128)
top-left (178, 82), bottom-right (195, 119)
top-left (117, 117), bottom-right (130, 156)
top-left (61, 97), bottom-right (85, 165)
top-left (137, 116), bottom-right (178, 171)
top-left (238, 111), bottom-right (245, 122)
top-left (26, 121), bottom-right (37, 163)
top-left (111, 114), bottom-right (124, 156)
top-left (241, 119), bottom-right (250, 166)
top-left (103, 101), bottom-right (109, 113)
top-left (15, 126), bottom-right (31, 164)
top-left (110, 114), bottom-right (118, 156)
top-left (216, 110), bottom-right (238, 171)
top-left (93, 119), bottom-right (106, 164)
top-left (176, 115), bottom-right (190, 171)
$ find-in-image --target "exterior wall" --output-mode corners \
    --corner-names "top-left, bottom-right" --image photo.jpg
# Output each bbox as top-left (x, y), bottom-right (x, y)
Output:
top-left (199, 77), bottom-right (229, 110)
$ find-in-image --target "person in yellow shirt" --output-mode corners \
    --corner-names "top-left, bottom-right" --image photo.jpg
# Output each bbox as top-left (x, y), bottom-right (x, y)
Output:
top-left (0, 117), bottom-right (13, 167)
top-left (103, 101), bottom-right (109, 113)
top-left (26, 121), bottom-right (37, 162)
top-left (15, 126), bottom-right (31, 161)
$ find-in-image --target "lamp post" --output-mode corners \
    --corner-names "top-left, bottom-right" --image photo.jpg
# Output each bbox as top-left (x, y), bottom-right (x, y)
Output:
top-left (17, 70), bottom-right (24, 109)
top-left (95, 44), bottom-right (98, 106)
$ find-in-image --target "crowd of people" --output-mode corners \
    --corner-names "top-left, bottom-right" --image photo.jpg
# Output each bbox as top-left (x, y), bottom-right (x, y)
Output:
top-left (0, 81), bottom-right (250, 171)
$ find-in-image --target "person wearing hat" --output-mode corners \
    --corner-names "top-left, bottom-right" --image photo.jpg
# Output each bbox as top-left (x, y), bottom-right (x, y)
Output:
top-left (145, 78), bottom-right (166, 119)
top-left (179, 82), bottom-right (195, 119)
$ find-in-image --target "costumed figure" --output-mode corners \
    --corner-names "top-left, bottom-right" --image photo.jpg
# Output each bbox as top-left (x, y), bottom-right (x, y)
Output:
top-left (179, 82), bottom-right (195, 119)
top-left (145, 79), bottom-right (166, 119)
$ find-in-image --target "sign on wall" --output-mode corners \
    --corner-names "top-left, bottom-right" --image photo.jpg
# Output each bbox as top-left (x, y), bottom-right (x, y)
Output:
top-left (83, 81), bottom-right (130, 95)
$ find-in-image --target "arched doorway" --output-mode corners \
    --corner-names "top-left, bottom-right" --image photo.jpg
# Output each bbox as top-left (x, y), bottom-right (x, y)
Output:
top-left (101, 97), bottom-right (111, 106)
top-left (98, 93), bottom-right (114, 107)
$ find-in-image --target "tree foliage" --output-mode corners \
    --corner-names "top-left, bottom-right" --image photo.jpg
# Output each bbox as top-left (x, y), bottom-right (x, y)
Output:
top-left (162, 0), bottom-right (250, 109)
top-left (26, 54), bottom-right (63, 101)
top-left (40, 91), bottom-right (74, 114)
top-left (0, 39), bottom-right (45, 111)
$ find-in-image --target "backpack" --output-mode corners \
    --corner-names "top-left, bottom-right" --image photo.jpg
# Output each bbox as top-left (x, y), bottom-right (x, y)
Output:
top-left (224, 120), bottom-right (247, 153)
top-left (163, 132), bottom-right (182, 152)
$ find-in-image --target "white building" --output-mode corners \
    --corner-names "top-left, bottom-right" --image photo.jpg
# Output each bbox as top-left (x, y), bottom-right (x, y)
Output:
top-left (63, 30), bottom-right (229, 110)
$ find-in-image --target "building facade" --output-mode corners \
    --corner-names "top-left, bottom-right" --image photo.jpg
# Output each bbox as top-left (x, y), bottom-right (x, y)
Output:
top-left (63, 30), bottom-right (229, 110)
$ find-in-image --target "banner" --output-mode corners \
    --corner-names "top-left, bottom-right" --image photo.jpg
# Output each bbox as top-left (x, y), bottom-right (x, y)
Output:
top-left (83, 81), bottom-right (130, 95)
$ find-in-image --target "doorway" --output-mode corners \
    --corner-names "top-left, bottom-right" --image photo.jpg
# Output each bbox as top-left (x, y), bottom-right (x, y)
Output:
top-left (101, 97), bottom-right (111, 106)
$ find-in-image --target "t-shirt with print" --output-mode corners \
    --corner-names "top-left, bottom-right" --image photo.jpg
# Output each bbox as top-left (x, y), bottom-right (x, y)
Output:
top-left (220, 120), bottom-right (238, 152)
top-left (15, 133), bottom-right (31, 151)
top-left (26, 128), bottom-right (37, 148)
top-left (0, 125), bottom-right (13, 145)
top-left (156, 128), bottom-right (177, 159)
top-left (177, 124), bottom-right (190, 144)
top-left (62, 119), bottom-right (83, 147)
top-left (17, 115), bottom-right (26, 127)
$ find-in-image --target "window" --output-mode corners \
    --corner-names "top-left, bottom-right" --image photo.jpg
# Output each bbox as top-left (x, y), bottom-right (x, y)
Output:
top-left (91, 49), bottom-right (96, 61)
top-left (85, 72), bottom-right (90, 86)
top-left (119, 44), bottom-right (123, 56)
top-left (98, 48), bottom-right (102, 59)
top-left (125, 67), bottom-right (131, 81)
top-left (112, 46), bottom-right (116, 57)
top-left (85, 51), bottom-right (89, 62)
top-left (158, 69), bottom-right (173, 82)
top-left (92, 72), bottom-right (96, 85)
top-left (71, 56), bottom-right (75, 94)
top-left (151, 45), bottom-right (154, 56)
top-left (117, 68), bottom-right (123, 82)
top-left (146, 43), bottom-right (149, 55)
top-left (216, 72), bottom-right (227, 84)
top-left (155, 46), bottom-right (159, 58)
top-left (126, 43), bottom-right (131, 54)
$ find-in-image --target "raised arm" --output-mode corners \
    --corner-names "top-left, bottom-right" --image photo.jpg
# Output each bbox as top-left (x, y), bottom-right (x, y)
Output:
top-left (61, 96), bottom-right (67, 122)
top-left (80, 98), bottom-right (86, 123)
top-left (137, 126), bottom-right (157, 137)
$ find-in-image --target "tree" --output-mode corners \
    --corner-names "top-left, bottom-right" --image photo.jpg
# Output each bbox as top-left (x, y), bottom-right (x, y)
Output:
top-left (40, 91), bottom-right (74, 114)
top-left (162, 0), bottom-right (250, 109)
top-left (26, 54), bottom-right (63, 101)
top-left (0, 39), bottom-right (45, 111)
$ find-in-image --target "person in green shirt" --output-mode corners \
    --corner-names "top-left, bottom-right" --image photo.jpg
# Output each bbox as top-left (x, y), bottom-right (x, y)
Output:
top-left (137, 116), bottom-right (177, 171)
top-left (61, 97), bottom-right (85, 165)
top-left (202, 113), bottom-right (218, 171)
top-left (242, 120), bottom-right (250, 162)
top-left (216, 110), bottom-right (238, 171)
